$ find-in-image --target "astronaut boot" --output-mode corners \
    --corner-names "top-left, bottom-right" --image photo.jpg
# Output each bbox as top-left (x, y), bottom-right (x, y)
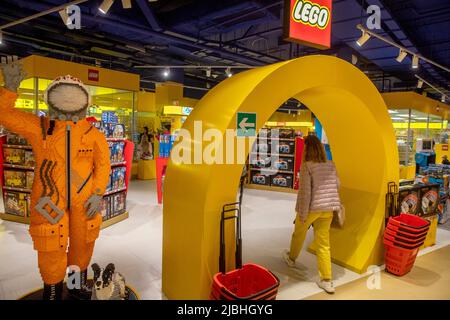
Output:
top-left (67, 270), bottom-right (92, 300)
top-left (43, 281), bottom-right (63, 300)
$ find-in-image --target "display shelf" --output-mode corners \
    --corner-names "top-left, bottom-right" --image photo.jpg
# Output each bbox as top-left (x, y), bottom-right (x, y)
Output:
top-left (101, 211), bottom-right (129, 229)
top-left (2, 186), bottom-right (32, 193)
top-left (111, 161), bottom-right (127, 167)
top-left (250, 152), bottom-right (294, 158)
top-left (3, 164), bottom-right (34, 171)
top-left (265, 138), bottom-right (296, 141)
top-left (104, 187), bottom-right (127, 196)
top-left (250, 168), bottom-right (294, 174)
top-left (245, 183), bottom-right (297, 194)
top-left (106, 138), bottom-right (127, 142)
top-left (0, 212), bottom-right (30, 224)
top-left (3, 144), bottom-right (33, 150)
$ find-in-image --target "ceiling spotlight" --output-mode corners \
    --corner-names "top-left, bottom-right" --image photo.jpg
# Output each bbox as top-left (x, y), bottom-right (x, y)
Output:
top-left (225, 67), bottom-right (233, 78)
top-left (206, 82), bottom-right (211, 89)
top-left (442, 95), bottom-right (446, 103)
top-left (0, 32), bottom-right (3, 44)
top-left (412, 55), bottom-right (419, 69)
top-left (99, 0), bottom-right (115, 14)
top-left (206, 68), bottom-right (211, 77)
top-left (163, 67), bottom-right (170, 77)
top-left (417, 79), bottom-right (424, 89)
top-left (356, 31), bottom-right (371, 47)
top-left (396, 49), bottom-right (407, 63)
top-left (121, 0), bottom-right (132, 8)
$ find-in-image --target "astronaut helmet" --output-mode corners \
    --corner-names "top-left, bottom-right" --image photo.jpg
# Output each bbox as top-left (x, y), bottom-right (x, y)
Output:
top-left (44, 75), bottom-right (91, 122)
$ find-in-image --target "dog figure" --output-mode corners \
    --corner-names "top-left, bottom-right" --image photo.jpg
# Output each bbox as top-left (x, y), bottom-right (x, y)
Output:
top-left (91, 263), bottom-right (127, 300)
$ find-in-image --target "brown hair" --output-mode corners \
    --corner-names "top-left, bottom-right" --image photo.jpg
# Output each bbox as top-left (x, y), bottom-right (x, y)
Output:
top-left (303, 134), bottom-right (327, 163)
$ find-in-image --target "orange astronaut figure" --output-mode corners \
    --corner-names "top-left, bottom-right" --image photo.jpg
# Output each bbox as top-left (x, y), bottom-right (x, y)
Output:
top-left (0, 62), bottom-right (110, 300)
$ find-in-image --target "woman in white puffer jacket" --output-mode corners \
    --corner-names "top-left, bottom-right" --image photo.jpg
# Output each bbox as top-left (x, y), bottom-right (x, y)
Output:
top-left (283, 134), bottom-right (341, 294)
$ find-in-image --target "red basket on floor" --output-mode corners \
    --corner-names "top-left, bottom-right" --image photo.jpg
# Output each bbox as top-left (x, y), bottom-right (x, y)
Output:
top-left (211, 263), bottom-right (279, 300)
top-left (386, 225), bottom-right (429, 239)
top-left (388, 214), bottom-right (430, 231)
top-left (384, 244), bottom-right (420, 276)
top-left (210, 203), bottom-right (280, 300)
top-left (384, 232), bottom-right (427, 246)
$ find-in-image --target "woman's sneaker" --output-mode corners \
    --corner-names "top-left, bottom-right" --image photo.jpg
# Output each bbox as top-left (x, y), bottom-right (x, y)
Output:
top-left (317, 280), bottom-right (335, 294)
top-left (282, 250), bottom-right (296, 268)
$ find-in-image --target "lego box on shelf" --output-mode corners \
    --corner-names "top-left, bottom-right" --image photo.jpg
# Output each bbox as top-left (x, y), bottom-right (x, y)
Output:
top-left (3, 191), bottom-right (30, 217)
top-left (3, 148), bottom-right (25, 165)
top-left (272, 156), bottom-right (294, 172)
top-left (4, 170), bottom-right (27, 188)
top-left (249, 155), bottom-right (272, 169)
top-left (250, 171), bottom-right (271, 186)
top-left (100, 196), bottom-right (111, 221)
top-left (6, 133), bottom-right (29, 146)
top-left (24, 150), bottom-right (35, 167)
top-left (271, 173), bottom-right (293, 188)
top-left (419, 185), bottom-right (440, 218)
top-left (398, 186), bottom-right (420, 215)
top-left (274, 141), bottom-right (296, 155)
top-left (271, 129), bottom-right (295, 139)
top-left (112, 191), bottom-right (126, 216)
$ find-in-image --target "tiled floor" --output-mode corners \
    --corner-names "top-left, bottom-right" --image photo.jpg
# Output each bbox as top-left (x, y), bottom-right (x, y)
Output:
top-left (1, 180), bottom-right (450, 300)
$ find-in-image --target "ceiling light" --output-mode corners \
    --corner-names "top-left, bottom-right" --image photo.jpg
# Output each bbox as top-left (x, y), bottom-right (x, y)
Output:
top-left (417, 79), bottom-right (423, 89)
top-left (388, 110), bottom-right (398, 114)
top-left (0, 32), bottom-right (3, 44)
top-left (206, 68), bottom-right (211, 77)
top-left (225, 67), bottom-right (232, 78)
top-left (99, 0), bottom-right (114, 14)
top-left (58, 8), bottom-right (70, 25)
top-left (356, 31), bottom-right (371, 47)
top-left (442, 95), bottom-right (446, 103)
top-left (121, 0), bottom-right (132, 9)
top-left (206, 83), bottom-right (211, 89)
top-left (412, 55), bottom-right (419, 69)
top-left (163, 67), bottom-right (170, 78)
top-left (398, 114), bottom-right (411, 118)
top-left (396, 49), bottom-right (407, 63)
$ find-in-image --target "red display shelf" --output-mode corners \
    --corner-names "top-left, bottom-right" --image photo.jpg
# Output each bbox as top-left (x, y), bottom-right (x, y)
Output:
top-left (111, 161), bottom-right (127, 167)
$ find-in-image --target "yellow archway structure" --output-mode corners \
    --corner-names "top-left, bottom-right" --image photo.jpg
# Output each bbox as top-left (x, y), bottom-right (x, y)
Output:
top-left (162, 55), bottom-right (399, 299)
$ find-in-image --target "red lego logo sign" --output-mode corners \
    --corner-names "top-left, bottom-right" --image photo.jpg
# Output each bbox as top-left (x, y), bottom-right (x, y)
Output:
top-left (284, 0), bottom-right (332, 49)
top-left (88, 69), bottom-right (99, 82)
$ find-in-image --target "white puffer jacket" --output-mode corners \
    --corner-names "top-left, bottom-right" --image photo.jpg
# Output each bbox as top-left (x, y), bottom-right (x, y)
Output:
top-left (295, 160), bottom-right (341, 220)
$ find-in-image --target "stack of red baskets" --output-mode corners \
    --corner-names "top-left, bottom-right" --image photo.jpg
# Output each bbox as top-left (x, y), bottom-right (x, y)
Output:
top-left (384, 213), bottom-right (430, 276)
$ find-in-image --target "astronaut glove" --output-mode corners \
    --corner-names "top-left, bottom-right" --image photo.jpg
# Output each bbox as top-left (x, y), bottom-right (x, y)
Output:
top-left (0, 57), bottom-right (27, 93)
top-left (84, 194), bottom-right (103, 218)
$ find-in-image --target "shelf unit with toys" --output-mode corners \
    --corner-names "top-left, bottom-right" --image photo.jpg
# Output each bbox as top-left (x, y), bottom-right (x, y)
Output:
top-left (246, 128), bottom-right (304, 193)
top-left (0, 122), bottom-right (133, 229)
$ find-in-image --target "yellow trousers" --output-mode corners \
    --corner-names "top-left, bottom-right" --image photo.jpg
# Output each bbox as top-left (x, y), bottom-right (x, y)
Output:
top-left (289, 211), bottom-right (333, 280)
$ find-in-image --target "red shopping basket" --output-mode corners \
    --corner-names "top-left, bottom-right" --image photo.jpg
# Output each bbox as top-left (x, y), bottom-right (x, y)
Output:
top-left (388, 214), bottom-right (430, 231)
top-left (210, 203), bottom-right (280, 300)
top-left (384, 232), bottom-right (427, 246)
top-left (384, 244), bottom-right (420, 276)
top-left (386, 225), bottom-right (429, 239)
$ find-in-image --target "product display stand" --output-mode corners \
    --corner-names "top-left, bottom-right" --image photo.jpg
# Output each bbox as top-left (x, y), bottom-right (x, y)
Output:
top-left (156, 156), bottom-right (169, 204)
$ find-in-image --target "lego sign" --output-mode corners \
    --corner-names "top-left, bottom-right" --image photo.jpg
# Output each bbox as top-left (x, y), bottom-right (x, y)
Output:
top-left (284, 0), bottom-right (332, 49)
top-left (88, 69), bottom-right (99, 82)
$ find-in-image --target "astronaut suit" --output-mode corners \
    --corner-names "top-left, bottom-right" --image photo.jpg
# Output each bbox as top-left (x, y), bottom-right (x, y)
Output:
top-left (0, 61), bottom-right (110, 300)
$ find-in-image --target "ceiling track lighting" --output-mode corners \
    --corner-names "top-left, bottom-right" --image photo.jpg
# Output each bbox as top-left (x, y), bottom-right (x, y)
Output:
top-left (206, 67), bottom-right (211, 78)
top-left (356, 30), bottom-right (371, 47)
top-left (0, 31), bottom-right (3, 44)
top-left (417, 79), bottom-right (424, 89)
top-left (356, 24), bottom-right (449, 74)
top-left (225, 67), bottom-right (233, 78)
top-left (121, 0), bottom-right (132, 9)
top-left (442, 95), bottom-right (446, 103)
top-left (99, 0), bottom-right (115, 14)
top-left (396, 49), bottom-right (407, 63)
top-left (58, 8), bottom-right (70, 26)
top-left (415, 75), bottom-right (449, 104)
top-left (412, 55), bottom-right (419, 69)
top-left (163, 67), bottom-right (170, 78)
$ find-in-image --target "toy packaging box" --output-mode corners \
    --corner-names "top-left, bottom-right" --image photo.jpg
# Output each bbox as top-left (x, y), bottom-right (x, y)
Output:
top-left (6, 133), bottom-right (29, 146)
top-left (3, 191), bottom-right (30, 217)
top-left (3, 148), bottom-right (25, 165)
top-left (250, 171), bottom-right (271, 186)
top-left (270, 129), bottom-right (294, 139)
top-left (270, 173), bottom-right (293, 188)
top-left (272, 156), bottom-right (294, 172)
top-left (26, 171), bottom-right (34, 189)
top-left (258, 128), bottom-right (270, 138)
top-left (4, 170), bottom-right (27, 189)
top-left (112, 167), bottom-right (126, 190)
top-left (100, 196), bottom-right (111, 221)
top-left (112, 191), bottom-right (126, 216)
top-left (252, 140), bottom-right (270, 154)
top-left (249, 155), bottom-right (272, 169)
top-left (398, 186), bottom-right (420, 215)
top-left (105, 172), bottom-right (113, 192)
top-left (109, 142), bottom-right (125, 163)
top-left (24, 150), bottom-right (35, 167)
top-left (273, 141), bottom-right (295, 155)
top-left (419, 185), bottom-right (440, 218)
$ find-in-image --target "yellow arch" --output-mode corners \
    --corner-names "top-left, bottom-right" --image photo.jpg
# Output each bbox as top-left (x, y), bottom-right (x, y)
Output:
top-left (162, 55), bottom-right (399, 299)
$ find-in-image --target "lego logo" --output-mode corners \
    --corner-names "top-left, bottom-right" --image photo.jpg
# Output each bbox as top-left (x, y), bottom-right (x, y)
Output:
top-left (292, 0), bottom-right (330, 30)
top-left (88, 69), bottom-right (99, 81)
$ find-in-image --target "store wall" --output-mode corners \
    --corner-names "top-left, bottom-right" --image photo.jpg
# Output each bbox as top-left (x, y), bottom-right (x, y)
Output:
top-left (162, 55), bottom-right (399, 299)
